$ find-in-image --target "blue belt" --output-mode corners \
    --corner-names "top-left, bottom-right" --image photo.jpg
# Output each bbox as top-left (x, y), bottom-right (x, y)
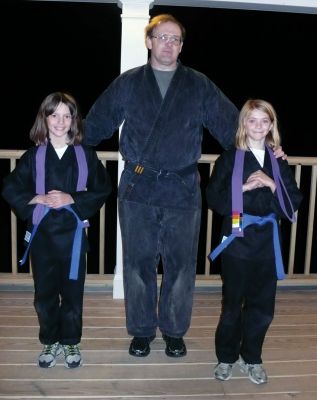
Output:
top-left (20, 205), bottom-right (89, 280)
top-left (208, 213), bottom-right (285, 280)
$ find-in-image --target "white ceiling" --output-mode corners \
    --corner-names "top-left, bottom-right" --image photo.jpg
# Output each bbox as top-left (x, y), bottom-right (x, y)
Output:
top-left (29, 0), bottom-right (317, 14)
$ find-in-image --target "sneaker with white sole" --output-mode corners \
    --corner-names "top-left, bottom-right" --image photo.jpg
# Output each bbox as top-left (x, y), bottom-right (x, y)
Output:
top-left (214, 362), bottom-right (233, 381)
top-left (38, 342), bottom-right (61, 368)
top-left (62, 344), bottom-right (82, 369)
top-left (238, 357), bottom-right (268, 384)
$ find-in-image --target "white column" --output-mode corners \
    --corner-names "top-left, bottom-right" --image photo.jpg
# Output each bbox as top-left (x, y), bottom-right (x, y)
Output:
top-left (113, 0), bottom-right (152, 299)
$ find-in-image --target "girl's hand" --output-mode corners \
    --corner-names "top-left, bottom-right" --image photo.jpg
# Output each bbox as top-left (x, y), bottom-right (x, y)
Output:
top-left (243, 170), bottom-right (276, 193)
top-left (28, 194), bottom-right (47, 205)
top-left (46, 190), bottom-right (74, 208)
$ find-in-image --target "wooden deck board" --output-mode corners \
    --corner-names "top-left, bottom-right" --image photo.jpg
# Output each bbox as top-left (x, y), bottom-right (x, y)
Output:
top-left (1, 288), bottom-right (317, 399)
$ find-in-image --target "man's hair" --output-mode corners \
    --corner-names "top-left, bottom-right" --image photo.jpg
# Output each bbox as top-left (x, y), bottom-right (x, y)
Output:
top-left (145, 14), bottom-right (186, 41)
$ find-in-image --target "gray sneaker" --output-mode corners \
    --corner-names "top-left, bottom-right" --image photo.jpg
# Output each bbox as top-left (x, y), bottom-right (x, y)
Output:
top-left (238, 357), bottom-right (268, 384)
top-left (214, 362), bottom-right (233, 381)
top-left (38, 342), bottom-right (61, 368)
top-left (62, 344), bottom-right (82, 369)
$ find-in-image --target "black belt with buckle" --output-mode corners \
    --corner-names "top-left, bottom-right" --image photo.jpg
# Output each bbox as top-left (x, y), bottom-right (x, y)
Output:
top-left (124, 161), bottom-right (197, 177)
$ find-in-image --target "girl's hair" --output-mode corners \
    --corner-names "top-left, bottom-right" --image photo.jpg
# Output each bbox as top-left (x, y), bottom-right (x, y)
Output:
top-left (145, 14), bottom-right (186, 41)
top-left (29, 92), bottom-right (83, 145)
top-left (235, 99), bottom-right (281, 151)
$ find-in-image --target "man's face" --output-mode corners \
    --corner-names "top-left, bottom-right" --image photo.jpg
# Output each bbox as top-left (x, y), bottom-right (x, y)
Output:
top-left (146, 21), bottom-right (183, 70)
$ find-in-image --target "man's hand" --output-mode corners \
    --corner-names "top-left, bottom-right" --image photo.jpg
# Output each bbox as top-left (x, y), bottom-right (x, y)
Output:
top-left (274, 146), bottom-right (287, 160)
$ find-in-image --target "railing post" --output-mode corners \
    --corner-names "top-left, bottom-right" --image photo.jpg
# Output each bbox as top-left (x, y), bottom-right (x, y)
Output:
top-left (113, 0), bottom-right (151, 299)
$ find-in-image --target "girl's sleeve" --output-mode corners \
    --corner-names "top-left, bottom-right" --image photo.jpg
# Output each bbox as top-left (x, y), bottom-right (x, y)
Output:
top-left (1, 149), bottom-right (36, 221)
top-left (206, 150), bottom-right (234, 216)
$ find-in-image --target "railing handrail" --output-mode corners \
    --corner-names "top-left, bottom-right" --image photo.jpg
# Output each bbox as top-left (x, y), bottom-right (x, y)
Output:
top-left (1, 149), bottom-right (316, 285)
top-left (1, 149), bottom-right (316, 164)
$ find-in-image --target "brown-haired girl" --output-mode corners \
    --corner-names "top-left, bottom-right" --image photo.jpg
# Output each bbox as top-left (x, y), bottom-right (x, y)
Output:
top-left (2, 92), bottom-right (111, 369)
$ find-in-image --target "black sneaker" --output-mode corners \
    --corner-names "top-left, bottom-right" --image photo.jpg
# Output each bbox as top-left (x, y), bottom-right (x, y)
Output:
top-left (163, 334), bottom-right (187, 357)
top-left (129, 336), bottom-right (155, 357)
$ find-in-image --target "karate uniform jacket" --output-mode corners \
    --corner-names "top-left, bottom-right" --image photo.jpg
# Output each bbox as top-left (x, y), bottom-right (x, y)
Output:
top-left (2, 142), bottom-right (112, 258)
top-left (206, 147), bottom-right (303, 261)
top-left (84, 62), bottom-right (239, 210)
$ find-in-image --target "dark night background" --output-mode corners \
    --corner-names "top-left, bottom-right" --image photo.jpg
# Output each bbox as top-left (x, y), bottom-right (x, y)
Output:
top-left (1, 0), bottom-right (316, 275)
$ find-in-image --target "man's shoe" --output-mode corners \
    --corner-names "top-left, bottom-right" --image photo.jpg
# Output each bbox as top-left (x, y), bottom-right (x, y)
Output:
top-left (129, 336), bottom-right (155, 357)
top-left (38, 342), bottom-right (61, 368)
top-left (162, 334), bottom-right (187, 357)
top-left (238, 357), bottom-right (268, 384)
top-left (214, 362), bottom-right (233, 381)
top-left (62, 344), bottom-right (82, 369)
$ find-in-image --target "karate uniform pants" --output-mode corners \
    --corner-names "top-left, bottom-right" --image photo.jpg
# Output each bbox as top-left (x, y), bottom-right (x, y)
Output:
top-left (31, 249), bottom-right (86, 346)
top-left (119, 199), bottom-right (201, 338)
top-left (215, 253), bottom-right (277, 364)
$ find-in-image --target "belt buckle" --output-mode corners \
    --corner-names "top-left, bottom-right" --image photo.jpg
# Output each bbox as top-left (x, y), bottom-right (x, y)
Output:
top-left (134, 164), bottom-right (144, 174)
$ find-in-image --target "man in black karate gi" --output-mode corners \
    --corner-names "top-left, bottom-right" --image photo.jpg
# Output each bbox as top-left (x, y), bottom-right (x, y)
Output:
top-left (84, 14), bottom-right (239, 357)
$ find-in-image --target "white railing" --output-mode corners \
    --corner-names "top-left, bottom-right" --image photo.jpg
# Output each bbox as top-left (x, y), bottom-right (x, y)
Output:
top-left (1, 149), bottom-right (316, 286)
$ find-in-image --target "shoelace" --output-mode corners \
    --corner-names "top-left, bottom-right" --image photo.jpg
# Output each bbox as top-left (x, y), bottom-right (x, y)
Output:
top-left (248, 363), bottom-right (263, 370)
top-left (249, 364), bottom-right (265, 374)
top-left (64, 345), bottom-right (79, 356)
top-left (42, 344), bottom-right (58, 354)
top-left (220, 363), bottom-right (231, 369)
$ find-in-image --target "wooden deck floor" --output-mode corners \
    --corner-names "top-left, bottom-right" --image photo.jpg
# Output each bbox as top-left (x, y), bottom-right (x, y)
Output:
top-left (1, 286), bottom-right (317, 399)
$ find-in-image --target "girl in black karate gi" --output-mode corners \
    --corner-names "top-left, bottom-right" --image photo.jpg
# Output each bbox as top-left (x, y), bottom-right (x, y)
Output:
top-left (206, 99), bottom-right (302, 384)
top-left (2, 92), bottom-right (111, 368)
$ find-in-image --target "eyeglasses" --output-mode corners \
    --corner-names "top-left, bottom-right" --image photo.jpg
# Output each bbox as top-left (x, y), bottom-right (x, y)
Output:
top-left (151, 33), bottom-right (182, 46)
